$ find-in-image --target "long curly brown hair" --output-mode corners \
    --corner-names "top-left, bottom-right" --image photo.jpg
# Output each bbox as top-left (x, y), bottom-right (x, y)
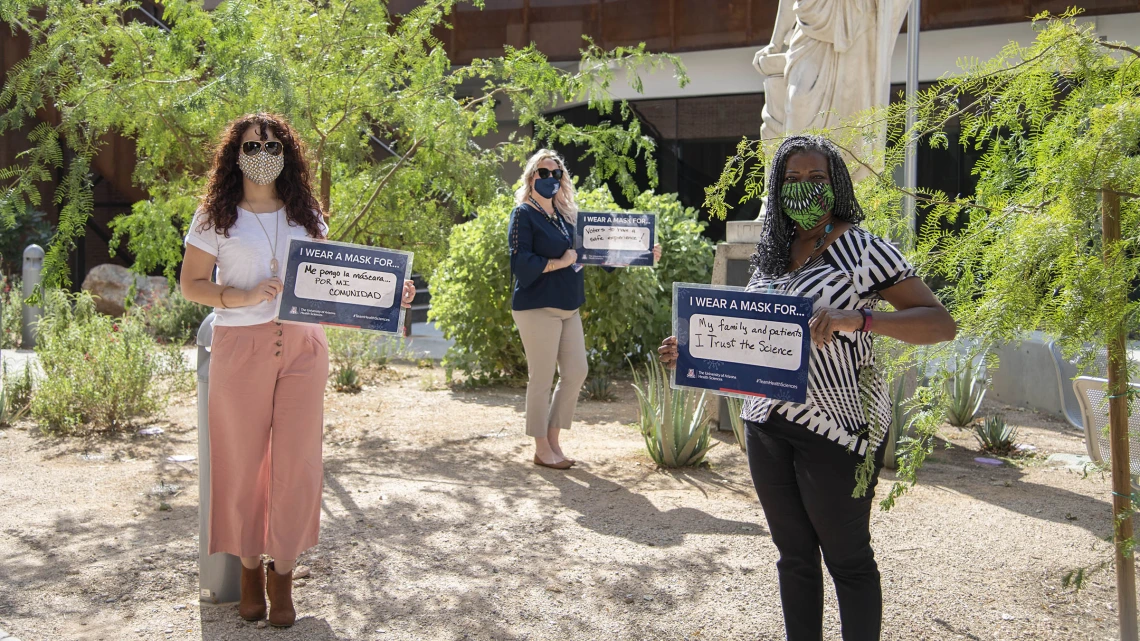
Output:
top-left (198, 113), bottom-right (324, 238)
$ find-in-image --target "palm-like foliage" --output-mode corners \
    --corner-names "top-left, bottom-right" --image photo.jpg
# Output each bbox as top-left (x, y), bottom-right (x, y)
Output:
top-left (631, 358), bottom-right (716, 467)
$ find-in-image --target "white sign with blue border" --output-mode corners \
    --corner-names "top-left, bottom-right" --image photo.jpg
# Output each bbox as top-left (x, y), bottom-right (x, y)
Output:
top-left (276, 237), bottom-right (412, 335)
top-left (672, 283), bottom-right (813, 403)
top-left (573, 211), bottom-right (656, 267)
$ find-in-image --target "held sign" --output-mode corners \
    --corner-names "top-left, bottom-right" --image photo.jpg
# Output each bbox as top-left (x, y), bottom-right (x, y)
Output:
top-left (573, 211), bottom-right (656, 267)
top-left (672, 283), bottom-right (812, 403)
top-left (276, 238), bottom-right (412, 334)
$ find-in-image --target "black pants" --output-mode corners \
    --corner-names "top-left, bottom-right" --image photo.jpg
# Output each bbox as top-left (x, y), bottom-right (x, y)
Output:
top-left (745, 414), bottom-right (885, 641)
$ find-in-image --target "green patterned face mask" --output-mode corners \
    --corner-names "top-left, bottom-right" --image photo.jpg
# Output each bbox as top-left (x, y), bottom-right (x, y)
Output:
top-left (780, 181), bottom-right (835, 228)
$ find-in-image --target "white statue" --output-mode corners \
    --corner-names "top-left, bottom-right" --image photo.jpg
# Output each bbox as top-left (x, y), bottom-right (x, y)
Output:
top-left (754, 0), bottom-right (912, 179)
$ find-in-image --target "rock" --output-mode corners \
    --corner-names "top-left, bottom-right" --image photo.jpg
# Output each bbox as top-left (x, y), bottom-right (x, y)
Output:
top-left (256, 621), bottom-right (268, 629)
top-left (81, 263), bottom-right (170, 317)
top-left (294, 565), bottom-right (311, 579)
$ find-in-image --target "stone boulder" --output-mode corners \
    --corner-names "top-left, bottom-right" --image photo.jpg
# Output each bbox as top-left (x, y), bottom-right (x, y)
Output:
top-left (81, 263), bottom-right (170, 317)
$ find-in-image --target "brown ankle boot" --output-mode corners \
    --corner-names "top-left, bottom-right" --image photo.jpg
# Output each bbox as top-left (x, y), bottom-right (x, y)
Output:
top-left (265, 561), bottom-right (296, 627)
top-left (238, 562), bottom-right (266, 621)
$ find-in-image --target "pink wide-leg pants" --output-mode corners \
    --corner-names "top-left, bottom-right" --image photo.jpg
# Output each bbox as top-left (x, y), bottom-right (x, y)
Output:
top-left (207, 320), bottom-right (329, 560)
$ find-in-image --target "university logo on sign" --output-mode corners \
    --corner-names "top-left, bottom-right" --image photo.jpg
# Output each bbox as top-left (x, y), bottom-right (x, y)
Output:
top-left (290, 307), bottom-right (299, 315)
top-left (687, 369), bottom-right (696, 378)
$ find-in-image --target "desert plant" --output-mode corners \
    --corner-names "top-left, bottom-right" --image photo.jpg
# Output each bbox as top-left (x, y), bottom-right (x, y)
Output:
top-left (0, 272), bottom-right (21, 349)
top-left (31, 290), bottom-right (183, 433)
top-left (975, 414), bottom-right (1019, 456)
top-left (632, 358), bottom-right (716, 468)
top-left (883, 376), bottom-right (914, 469)
top-left (724, 396), bottom-right (747, 453)
top-left (139, 289), bottom-right (210, 345)
top-left (0, 361), bottom-right (31, 426)
top-left (943, 357), bottom-right (987, 427)
top-left (333, 365), bottom-right (363, 394)
top-left (580, 375), bottom-right (618, 402)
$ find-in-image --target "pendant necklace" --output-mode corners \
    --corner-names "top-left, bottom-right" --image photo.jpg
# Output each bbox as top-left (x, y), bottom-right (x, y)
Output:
top-left (529, 197), bottom-right (570, 241)
top-left (795, 222), bottom-right (835, 271)
top-left (247, 204), bottom-right (281, 277)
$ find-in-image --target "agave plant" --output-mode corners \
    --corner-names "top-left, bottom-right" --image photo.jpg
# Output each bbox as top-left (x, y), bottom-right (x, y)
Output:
top-left (724, 396), bottom-right (747, 453)
top-left (975, 414), bottom-right (1019, 456)
top-left (631, 358), bottom-right (717, 467)
top-left (580, 375), bottom-right (618, 402)
top-left (943, 357), bottom-right (987, 427)
top-left (883, 376), bottom-right (912, 470)
top-left (333, 365), bottom-right (363, 394)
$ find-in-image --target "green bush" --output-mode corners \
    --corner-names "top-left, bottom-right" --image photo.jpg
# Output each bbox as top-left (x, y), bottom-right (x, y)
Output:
top-left (31, 290), bottom-right (184, 434)
top-left (1, 273), bottom-right (21, 349)
top-left (430, 187), bottom-right (714, 382)
top-left (138, 288), bottom-right (211, 345)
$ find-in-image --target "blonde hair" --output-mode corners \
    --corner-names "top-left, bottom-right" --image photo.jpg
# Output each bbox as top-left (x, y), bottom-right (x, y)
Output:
top-left (514, 149), bottom-right (578, 224)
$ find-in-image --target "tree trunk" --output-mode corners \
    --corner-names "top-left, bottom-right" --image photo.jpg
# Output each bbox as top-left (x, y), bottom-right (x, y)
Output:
top-left (1103, 185), bottom-right (1138, 641)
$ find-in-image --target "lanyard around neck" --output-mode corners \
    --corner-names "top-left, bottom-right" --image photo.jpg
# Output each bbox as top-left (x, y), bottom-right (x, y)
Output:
top-left (529, 197), bottom-right (570, 241)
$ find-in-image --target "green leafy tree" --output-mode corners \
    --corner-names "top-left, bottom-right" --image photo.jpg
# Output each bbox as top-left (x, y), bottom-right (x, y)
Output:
top-left (429, 186), bottom-right (713, 383)
top-left (0, 0), bottom-right (687, 287)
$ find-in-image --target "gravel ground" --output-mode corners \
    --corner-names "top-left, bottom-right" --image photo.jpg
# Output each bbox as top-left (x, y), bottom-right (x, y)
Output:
top-left (0, 363), bottom-right (1127, 641)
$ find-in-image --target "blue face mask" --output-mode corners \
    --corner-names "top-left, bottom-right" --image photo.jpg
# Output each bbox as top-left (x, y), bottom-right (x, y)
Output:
top-left (534, 176), bottom-right (561, 199)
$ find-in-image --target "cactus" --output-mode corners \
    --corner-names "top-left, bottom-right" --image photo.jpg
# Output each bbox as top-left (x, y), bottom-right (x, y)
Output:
top-left (631, 358), bottom-right (717, 468)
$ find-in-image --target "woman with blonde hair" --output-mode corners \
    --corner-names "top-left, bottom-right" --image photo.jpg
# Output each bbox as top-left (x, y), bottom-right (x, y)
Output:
top-left (508, 149), bottom-right (661, 468)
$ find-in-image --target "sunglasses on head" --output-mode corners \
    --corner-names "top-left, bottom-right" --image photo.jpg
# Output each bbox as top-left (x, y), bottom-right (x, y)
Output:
top-left (242, 141), bottom-right (284, 156)
top-left (536, 167), bottom-right (564, 180)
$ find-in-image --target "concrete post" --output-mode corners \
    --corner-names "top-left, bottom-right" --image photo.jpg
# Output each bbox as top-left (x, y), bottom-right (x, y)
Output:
top-left (21, 245), bottom-right (44, 349)
top-left (196, 312), bottom-right (241, 604)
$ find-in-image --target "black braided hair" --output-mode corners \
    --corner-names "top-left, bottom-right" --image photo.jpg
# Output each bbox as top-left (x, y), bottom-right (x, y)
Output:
top-left (751, 135), bottom-right (864, 276)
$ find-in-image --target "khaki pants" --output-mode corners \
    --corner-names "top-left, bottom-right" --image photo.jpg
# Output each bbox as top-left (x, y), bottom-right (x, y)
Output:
top-left (512, 307), bottom-right (589, 438)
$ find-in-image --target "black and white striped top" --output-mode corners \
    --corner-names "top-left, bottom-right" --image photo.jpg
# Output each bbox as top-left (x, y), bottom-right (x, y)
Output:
top-left (742, 226), bottom-right (916, 456)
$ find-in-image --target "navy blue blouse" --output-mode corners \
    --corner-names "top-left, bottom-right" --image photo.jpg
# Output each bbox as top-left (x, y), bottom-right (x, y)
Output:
top-left (509, 203), bottom-right (606, 311)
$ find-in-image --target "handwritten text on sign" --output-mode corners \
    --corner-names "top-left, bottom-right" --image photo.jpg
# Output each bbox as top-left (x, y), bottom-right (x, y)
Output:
top-left (690, 314), bottom-right (804, 370)
top-left (293, 262), bottom-right (397, 308)
top-left (582, 225), bottom-right (651, 251)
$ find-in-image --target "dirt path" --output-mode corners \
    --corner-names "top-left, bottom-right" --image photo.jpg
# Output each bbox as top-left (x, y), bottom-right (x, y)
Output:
top-left (0, 364), bottom-right (1124, 640)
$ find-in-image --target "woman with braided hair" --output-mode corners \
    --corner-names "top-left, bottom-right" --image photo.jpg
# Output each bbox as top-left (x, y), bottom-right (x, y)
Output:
top-left (659, 135), bottom-right (955, 641)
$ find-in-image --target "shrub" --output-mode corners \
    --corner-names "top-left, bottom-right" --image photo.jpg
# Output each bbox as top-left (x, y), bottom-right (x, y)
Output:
top-left (975, 414), bottom-right (1019, 456)
top-left (430, 187), bottom-right (714, 383)
top-left (0, 361), bottom-right (34, 426)
top-left (138, 288), bottom-right (211, 345)
top-left (632, 357), bottom-right (717, 467)
top-left (31, 290), bottom-right (184, 434)
top-left (325, 327), bottom-right (407, 391)
top-left (1, 273), bottom-right (21, 349)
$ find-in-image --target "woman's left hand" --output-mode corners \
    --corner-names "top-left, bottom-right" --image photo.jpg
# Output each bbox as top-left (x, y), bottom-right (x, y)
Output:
top-left (401, 280), bottom-right (417, 309)
top-left (652, 244), bottom-right (662, 264)
top-left (808, 307), bottom-right (864, 347)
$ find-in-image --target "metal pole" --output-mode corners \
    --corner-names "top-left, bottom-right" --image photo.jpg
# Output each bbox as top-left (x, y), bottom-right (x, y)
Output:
top-left (196, 312), bottom-right (241, 604)
top-left (902, 0), bottom-right (921, 249)
top-left (21, 245), bottom-right (44, 349)
top-left (1103, 187), bottom-right (1139, 640)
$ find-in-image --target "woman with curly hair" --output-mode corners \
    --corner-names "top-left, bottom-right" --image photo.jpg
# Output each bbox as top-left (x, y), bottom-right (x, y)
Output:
top-left (180, 113), bottom-right (413, 626)
top-left (659, 135), bottom-right (955, 641)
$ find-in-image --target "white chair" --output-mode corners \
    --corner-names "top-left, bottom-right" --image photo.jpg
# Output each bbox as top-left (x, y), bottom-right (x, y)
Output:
top-left (1072, 376), bottom-right (1140, 490)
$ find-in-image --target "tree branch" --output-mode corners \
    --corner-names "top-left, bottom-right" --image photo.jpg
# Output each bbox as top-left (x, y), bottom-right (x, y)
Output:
top-left (335, 137), bottom-right (422, 241)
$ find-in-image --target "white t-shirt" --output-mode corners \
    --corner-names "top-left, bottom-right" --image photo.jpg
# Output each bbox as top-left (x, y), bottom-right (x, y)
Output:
top-left (184, 206), bottom-right (328, 327)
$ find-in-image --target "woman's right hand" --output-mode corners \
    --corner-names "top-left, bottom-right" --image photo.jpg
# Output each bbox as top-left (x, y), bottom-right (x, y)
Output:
top-left (658, 336), bottom-right (679, 367)
top-left (242, 277), bottom-right (283, 305)
top-left (558, 249), bottom-right (578, 270)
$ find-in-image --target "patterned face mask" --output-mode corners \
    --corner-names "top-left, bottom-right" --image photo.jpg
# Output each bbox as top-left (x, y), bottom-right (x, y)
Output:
top-left (237, 148), bottom-right (285, 185)
top-left (780, 181), bottom-right (835, 228)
